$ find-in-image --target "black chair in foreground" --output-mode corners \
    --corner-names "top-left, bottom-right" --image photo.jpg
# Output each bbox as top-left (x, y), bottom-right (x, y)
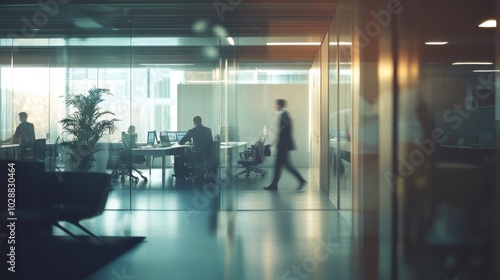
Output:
top-left (0, 160), bottom-right (113, 243)
top-left (0, 160), bottom-right (54, 238)
top-left (50, 171), bottom-right (113, 242)
top-left (234, 140), bottom-right (269, 178)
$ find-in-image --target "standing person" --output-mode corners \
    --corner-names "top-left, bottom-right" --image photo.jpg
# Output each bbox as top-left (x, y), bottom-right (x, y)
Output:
top-left (1, 112), bottom-right (36, 159)
top-left (264, 99), bottom-right (306, 191)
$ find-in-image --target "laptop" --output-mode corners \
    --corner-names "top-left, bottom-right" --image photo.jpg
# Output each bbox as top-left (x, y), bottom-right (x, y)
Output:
top-left (167, 131), bottom-right (178, 143)
top-left (146, 130), bottom-right (158, 147)
top-left (159, 131), bottom-right (172, 147)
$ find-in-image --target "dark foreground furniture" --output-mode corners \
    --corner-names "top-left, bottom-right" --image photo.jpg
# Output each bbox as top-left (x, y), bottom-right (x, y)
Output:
top-left (0, 159), bottom-right (113, 241)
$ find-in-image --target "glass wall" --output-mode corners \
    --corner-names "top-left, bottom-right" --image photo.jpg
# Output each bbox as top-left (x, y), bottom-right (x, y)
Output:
top-left (394, 0), bottom-right (498, 278)
top-left (0, 6), bottom-right (315, 214)
top-left (361, 0), bottom-right (500, 278)
top-left (329, 0), bottom-right (353, 224)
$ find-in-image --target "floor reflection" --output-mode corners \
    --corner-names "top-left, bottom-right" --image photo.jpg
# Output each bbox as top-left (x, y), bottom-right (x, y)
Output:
top-left (62, 167), bottom-right (355, 280)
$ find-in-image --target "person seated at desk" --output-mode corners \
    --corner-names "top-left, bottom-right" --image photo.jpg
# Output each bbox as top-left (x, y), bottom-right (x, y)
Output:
top-left (1, 112), bottom-right (35, 159)
top-left (176, 116), bottom-right (213, 179)
top-left (179, 115), bottom-right (213, 151)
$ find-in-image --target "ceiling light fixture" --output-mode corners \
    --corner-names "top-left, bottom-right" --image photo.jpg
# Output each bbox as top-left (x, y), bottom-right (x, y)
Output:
top-left (479, 19), bottom-right (497, 28)
top-left (425, 41), bottom-right (448, 45)
top-left (227, 37), bottom-right (234, 46)
top-left (329, 41), bottom-right (352, 45)
top-left (473, 69), bottom-right (500, 73)
top-left (266, 42), bottom-right (321, 46)
top-left (452, 62), bottom-right (493, 65)
top-left (139, 63), bottom-right (194, 66)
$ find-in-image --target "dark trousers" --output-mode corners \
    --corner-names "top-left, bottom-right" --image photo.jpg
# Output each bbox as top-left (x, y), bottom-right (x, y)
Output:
top-left (271, 148), bottom-right (304, 186)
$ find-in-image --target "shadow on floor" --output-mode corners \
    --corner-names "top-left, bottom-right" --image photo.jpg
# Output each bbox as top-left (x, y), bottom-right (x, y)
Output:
top-left (1, 235), bottom-right (145, 279)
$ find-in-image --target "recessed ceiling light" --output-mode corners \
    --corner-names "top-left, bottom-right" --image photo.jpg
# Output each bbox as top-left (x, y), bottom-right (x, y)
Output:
top-left (479, 19), bottom-right (496, 28)
top-left (452, 62), bottom-right (493, 65)
top-left (425, 41), bottom-right (448, 45)
top-left (266, 42), bottom-right (321, 46)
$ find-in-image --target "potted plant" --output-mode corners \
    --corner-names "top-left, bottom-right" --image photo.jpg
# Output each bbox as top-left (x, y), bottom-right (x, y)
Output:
top-left (59, 87), bottom-right (119, 171)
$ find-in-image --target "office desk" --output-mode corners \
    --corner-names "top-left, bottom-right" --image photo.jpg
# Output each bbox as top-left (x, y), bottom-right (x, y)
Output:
top-left (131, 145), bottom-right (189, 189)
top-left (220, 142), bottom-right (248, 179)
top-left (220, 142), bottom-right (248, 163)
top-left (0, 144), bottom-right (20, 160)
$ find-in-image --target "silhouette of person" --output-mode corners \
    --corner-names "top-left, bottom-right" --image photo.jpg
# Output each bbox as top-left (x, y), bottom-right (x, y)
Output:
top-left (2, 112), bottom-right (35, 159)
top-left (264, 99), bottom-right (306, 191)
top-left (179, 116), bottom-right (213, 152)
top-left (178, 116), bottom-right (213, 178)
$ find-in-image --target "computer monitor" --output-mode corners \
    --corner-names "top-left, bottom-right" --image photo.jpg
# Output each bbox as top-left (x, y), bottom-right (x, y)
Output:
top-left (147, 130), bottom-right (157, 146)
top-left (159, 131), bottom-right (172, 147)
top-left (166, 131), bottom-right (178, 142)
top-left (176, 131), bottom-right (187, 142)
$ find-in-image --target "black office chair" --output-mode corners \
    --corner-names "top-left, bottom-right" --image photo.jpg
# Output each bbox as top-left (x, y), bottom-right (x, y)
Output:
top-left (49, 171), bottom-right (113, 242)
top-left (20, 138), bottom-right (45, 162)
top-left (32, 138), bottom-right (46, 162)
top-left (186, 141), bottom-right (220, 183)
top-left (109, 142), bottom-right (124, 176)
top-left (234, 140), bottom-right (268, 178)
top-left (47, 137), bottom-right (63, 172)
top-left (118, 133), bottom-right (148, 183)
top-left (18, 141), bottom-right (35, 160)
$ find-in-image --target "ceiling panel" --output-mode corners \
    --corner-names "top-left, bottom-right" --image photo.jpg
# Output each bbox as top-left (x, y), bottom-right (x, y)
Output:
top-left (0, 0), bottom-right (337, 69)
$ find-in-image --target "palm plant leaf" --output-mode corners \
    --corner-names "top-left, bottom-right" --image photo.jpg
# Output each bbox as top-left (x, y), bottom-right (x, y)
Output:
top-left (59, 87), bottom-right (119, 171)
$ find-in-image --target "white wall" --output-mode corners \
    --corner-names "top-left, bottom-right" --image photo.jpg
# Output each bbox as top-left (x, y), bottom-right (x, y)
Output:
top-left (237, 84), bottom-right (309, 167)
top-left (177, 83), bottom-right (310, 167)
top-left (177, 84), bottom-right (219, 132)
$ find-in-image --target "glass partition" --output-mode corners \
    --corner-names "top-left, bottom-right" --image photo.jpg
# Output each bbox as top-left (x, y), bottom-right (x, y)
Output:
top-left (391, 0), bottom-right (498, 278)
top-left (0, 3), bottom-right (331, 216)
top-left (328, 0), bottom-right (353, 225)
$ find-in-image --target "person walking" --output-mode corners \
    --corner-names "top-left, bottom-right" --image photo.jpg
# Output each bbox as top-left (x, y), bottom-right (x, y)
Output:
top-left (264, 99), bottom-right (306, 191)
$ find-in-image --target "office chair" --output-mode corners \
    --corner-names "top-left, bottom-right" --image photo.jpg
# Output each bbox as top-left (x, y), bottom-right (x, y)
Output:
top-left (234, 140), bottom-right (268, 178)
top-left (50, 171), bottom-right (113, 242)
top-left (118, 133), bottom-right (148, 183)
top-left (0, 159), bottom-right (54, 238)
top-left (20, 138), bottom-right (45, 162)
top-left (109, 141), bottom-right (124, 176)
top-left (32, 138), bottom-right (46, 162)
top-left (185, 141), bottom-right (220, 184)
top-left (18, 141), bottom-right (35, 160)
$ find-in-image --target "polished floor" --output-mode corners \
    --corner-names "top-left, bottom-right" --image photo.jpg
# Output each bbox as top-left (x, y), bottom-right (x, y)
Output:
top-left (56, 167), bottom-right (355, 280)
